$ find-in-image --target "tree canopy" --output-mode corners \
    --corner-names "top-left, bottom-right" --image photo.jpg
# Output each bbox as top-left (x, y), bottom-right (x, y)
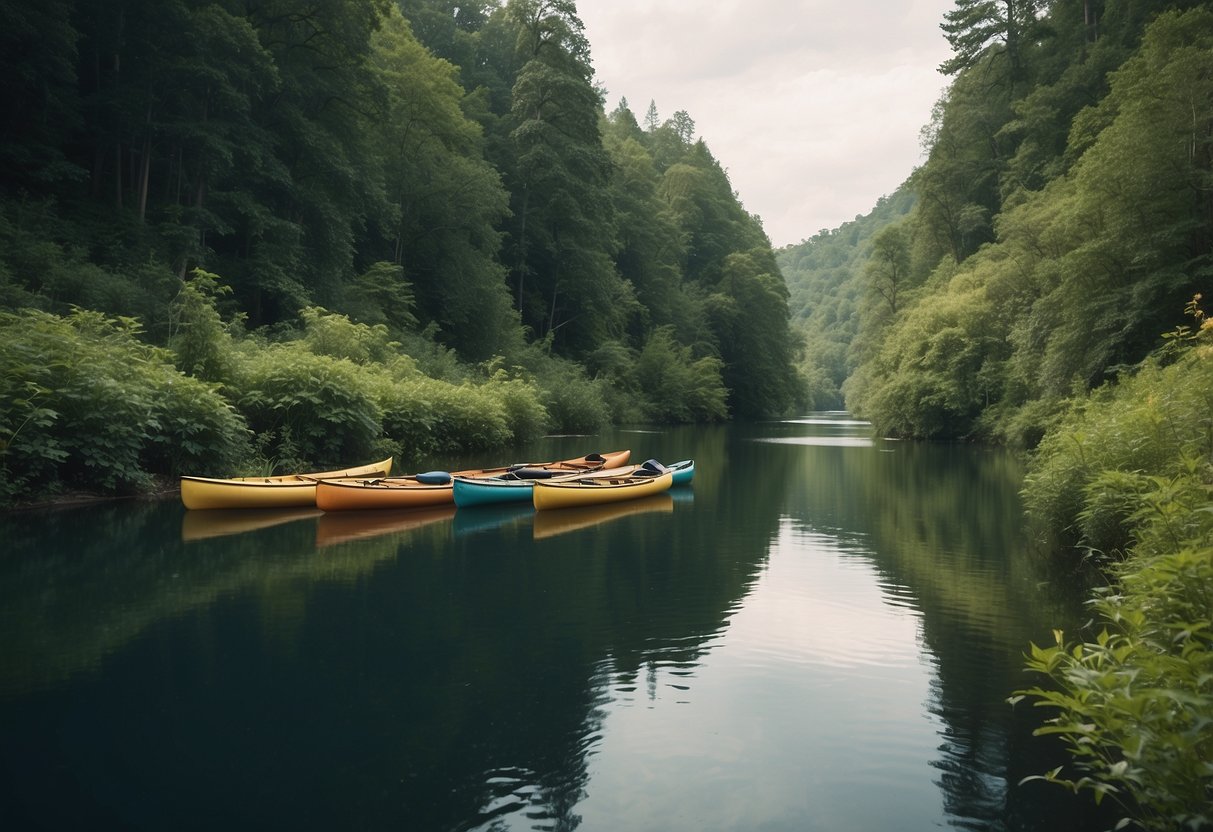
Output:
top-left (0, 0), bottom-right (801, 426)
top-left (781, 1), bottom-right (1212, 444)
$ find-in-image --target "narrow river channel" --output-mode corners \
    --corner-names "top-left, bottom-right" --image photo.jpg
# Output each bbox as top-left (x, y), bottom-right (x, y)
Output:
top-left (0, 416), bottom-right (1112, 830)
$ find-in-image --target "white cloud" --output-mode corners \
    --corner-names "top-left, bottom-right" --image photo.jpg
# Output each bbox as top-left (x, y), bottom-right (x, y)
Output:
top-left (577, 0), bottom-right (956, 246)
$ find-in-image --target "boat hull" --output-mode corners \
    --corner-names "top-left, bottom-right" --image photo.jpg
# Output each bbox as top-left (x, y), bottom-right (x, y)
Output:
top-left (668, 460), bottom-right (695, 486)
top-left (180, 458), bottom-right (393, 510)
top-left (317, 478), bottom-right (457, 511)
top-left (318, 450), bottom-right (631, 511)
top-left (452, 478), bottom-right (534, 507)
top-left (532, 471), bottom-right (674, 511)
top-left (452, 460), bottom-right (637, 508)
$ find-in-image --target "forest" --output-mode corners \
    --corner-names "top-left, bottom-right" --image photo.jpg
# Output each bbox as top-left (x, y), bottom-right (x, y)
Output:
top-left (779, 2), bottom-right (1212, 829)
top-left (781, 0), bottom-right (1210, 447)
top-left (0, 0), bottom-right (800, 503)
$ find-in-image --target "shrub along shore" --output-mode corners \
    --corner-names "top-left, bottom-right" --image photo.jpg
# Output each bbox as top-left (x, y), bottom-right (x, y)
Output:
top-left (0, 272), bottom-right (669, 508)
top-left (1013, 300), bottom-right (1213, 832)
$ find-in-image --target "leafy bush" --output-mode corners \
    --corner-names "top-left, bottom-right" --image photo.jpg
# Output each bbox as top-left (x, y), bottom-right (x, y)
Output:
top-left (0, 199), bottom-right (181, 327)
top-left (373, 373), bottom-right (509, 456)
top-left (298, 306), bottom-right (401, 365)
top-left (1016, 300), bottom-right (1213, 831)
top-left (229, 346), bottom-right (384, 467)
top-left (168, 270), bottom-right (239, 382)
top-left (142, 372), bottom-right (253, 478)
top-left (0, 308), bottom-right (248, 504)
top-left (1016, 479), bottom-right (1213, 832)
top-left (1022, 352), bottom-right (1213, 554)
top-left (853, 278), bottom-right (1011, 439)
top-left (632, 326), bottom-right (728, 422)
top-left (532, 360), bottom-right (611, 434)
top-left (479, 363), bottom-right (550, 442)
top-left (512, 345), bottom-right (612, 434)
top-left (416, 380), bottom-right (512, 453)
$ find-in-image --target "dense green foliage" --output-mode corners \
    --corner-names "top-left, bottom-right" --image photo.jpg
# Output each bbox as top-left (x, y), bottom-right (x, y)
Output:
top-left (0, 278), bottom-right (561, 503)
top-left (0, 0), bottom-right (799, 502)
top-left (776, 189), bottom-right (915, 409)
top-left (1014, 304), bottom-right (1213, 831)
top-left (0, 308), bottom-right (250, 502)
top-left (780, 2), bottom-right (1211, 444)
top-left (777, 6), bottom-right (1213, 824)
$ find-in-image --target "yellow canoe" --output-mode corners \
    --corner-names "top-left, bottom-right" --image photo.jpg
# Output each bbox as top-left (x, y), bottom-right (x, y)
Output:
top-left (180, 457), bottom-right (394, 510)
top-left (532, 470), bottom-right (674, 511)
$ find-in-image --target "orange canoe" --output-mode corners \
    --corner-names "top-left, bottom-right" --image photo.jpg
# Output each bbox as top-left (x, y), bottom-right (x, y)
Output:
top-left (316, 450), bottom-right (630, 511)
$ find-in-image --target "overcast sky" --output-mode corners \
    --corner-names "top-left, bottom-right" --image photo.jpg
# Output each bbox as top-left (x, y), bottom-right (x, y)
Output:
top-left (576, 0), bottom-right (957, 248)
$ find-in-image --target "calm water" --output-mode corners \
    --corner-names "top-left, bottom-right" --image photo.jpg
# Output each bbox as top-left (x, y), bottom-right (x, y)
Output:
top-left (0, 417), bottom-right (1110, 831)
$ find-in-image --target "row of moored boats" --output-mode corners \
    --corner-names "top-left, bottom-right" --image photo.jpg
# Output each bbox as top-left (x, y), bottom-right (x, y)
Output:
top-left (179, 450), bottom-right (694, 512)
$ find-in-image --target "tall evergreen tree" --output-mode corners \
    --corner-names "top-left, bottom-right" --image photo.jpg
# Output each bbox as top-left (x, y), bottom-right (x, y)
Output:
top-left (503, 0), bottom-right (631, 353)
top-left (939, 0), bottom-right (1041, 81)
top-left (365, 4), bottom-right (516, 358)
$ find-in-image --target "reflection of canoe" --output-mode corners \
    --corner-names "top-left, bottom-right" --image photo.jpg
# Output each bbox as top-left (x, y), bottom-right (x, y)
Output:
top-left (180, 507), bottom-right (323, 541)
top-left (451, 502), bottom-right (535, 537)
top-left (315, 505), bottom-right (456, 547)
top-left (317, 450), bottom-right (631, 511)
top-left (532, 492), bottom-right (674, 539)
top-left (670, 485), bottom-right (696, 505)
top-left (180, 457), bottom-right (394, 510)
top-left (532, 470), bottom-right (674, 511)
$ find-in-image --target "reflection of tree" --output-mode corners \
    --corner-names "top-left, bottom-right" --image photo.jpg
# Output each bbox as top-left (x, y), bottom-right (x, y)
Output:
top-left (777, 433), bottom-right (1115, 831)
top-left (0, 501), bottom-right (452, 696)
top-left (0, 423), bottom-right (788, 830)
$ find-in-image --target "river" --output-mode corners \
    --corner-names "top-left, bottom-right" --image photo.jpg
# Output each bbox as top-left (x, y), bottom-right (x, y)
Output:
top-left (0, 415), bottom-right (1112, 830)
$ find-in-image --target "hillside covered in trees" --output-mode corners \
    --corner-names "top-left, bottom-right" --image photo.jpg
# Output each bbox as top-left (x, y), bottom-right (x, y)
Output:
top-left (777, 4), bottom-right (1212, 828)
top-left (780, 0), bottom-right (1210, 446)
top-left (0, 0), bottom-right (802, 500)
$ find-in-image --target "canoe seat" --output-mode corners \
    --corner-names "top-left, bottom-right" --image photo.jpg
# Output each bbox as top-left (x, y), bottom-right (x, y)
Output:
top-left (637, 459), bottom-right (668, 476)
top-left (507, 467), bottom-right (555, 480)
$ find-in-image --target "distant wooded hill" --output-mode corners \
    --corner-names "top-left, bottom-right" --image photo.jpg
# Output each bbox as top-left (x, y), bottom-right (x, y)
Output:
top-left (778, 0), bottom-right (1212, 444)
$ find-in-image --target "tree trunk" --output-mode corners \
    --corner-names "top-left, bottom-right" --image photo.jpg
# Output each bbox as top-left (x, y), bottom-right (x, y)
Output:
top-left (137, 137), bottom-right (151, 222)
top-left (137, 99), bottom-right (152, 222)
top-left (112, 10), bottom-right (124, 210)
top-left (515, 183), bottom-right (530, 311)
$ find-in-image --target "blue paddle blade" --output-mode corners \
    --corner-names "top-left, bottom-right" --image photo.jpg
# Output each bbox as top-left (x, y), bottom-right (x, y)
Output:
top-left (415, 471), bottom-right (452, 485)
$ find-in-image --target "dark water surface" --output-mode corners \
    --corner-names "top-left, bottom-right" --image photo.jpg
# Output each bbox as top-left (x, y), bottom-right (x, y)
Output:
top-left (0, 417), bottom-right (1109, 831)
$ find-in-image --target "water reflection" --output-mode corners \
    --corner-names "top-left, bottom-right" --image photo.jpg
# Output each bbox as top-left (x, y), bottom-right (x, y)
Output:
top-left (532, 493), bottom-right (674, 540)
top-left (766, 414), bottom-right (1109, 831)
top-left (180, 507), bottom-right (322, 541)
top-left (314, 505), bottom-right (455, 547)
top-left (0, 420), bottom-right (1107, 831)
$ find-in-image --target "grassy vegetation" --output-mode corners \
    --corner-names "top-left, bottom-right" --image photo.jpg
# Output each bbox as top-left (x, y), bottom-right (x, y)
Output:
top-left (0, 267), bottom-right (734, 507)
top-left (1014, 298), bottom-right (1213, 832)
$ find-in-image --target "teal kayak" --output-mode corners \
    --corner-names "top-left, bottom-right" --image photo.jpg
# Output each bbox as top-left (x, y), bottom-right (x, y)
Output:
top-left (668, 459), bottom-right (695, 486)
top-left (452, 475), bottom-right (537, 507)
